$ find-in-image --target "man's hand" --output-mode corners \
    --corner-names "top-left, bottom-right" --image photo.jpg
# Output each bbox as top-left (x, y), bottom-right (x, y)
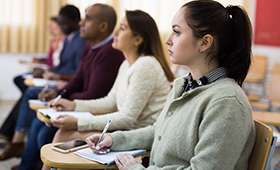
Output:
top-left (32, 68), bottom-right (44, 78)
top-left (38, 89), bottom-right (57, 102)
top-left (43, 71), bottom-right (60, 80)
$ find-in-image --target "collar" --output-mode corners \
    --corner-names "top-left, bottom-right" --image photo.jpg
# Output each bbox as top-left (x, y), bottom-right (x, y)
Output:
top-left (66, 31), bottom-right (76, 43)
top-left (183, 67), bottom-right (228, 93)
top-left (91, 34), bottom-right (114, 50)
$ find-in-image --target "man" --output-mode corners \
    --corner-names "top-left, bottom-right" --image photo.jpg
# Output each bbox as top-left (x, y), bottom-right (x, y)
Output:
top-left (12, 3), bottom-right (124, 170)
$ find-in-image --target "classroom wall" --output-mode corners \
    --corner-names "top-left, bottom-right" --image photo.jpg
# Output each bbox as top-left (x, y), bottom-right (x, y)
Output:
top-left (0, 53), bottom-right (33, 100)
top-left (252, 45), bottom-right (280, 71)
top-left (0, 0), bottom-right (279, 100)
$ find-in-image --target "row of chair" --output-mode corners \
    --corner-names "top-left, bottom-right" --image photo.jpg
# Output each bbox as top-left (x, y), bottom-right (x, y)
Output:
top-left (245, 56), bottom-right (280, 111)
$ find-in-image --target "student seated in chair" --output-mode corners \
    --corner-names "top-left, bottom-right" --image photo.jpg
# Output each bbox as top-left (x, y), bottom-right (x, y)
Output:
top-left (9, 3), bottom-right (125, 170)
top-left (0, 5), bottom-right (112, 160)
top-left (42, 8), bottom-right (174, 170)
top-left (86, 1), bottom-right (255, 170)
top-left (0, 16), bottom-right (66, 145)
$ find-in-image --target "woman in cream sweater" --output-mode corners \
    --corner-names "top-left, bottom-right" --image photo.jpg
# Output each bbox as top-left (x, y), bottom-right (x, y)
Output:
top-left (85, 1), bottom-right (255, 170)
top-left (48, 10), bottom-right (174, 142)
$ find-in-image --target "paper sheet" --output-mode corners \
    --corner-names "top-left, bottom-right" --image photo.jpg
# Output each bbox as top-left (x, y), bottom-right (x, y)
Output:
top-left (28, 99), bottom-right (49, 106)
top-left (75, 147), bottom-right (146, 165)
top-left (32, 78), bottom-right (56, 87)
top-left (37, 108), bottom-right (93, 120)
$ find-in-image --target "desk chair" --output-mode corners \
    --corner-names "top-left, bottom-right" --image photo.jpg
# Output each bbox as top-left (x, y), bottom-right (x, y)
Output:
top-left (24, 78), bottom-right (35, 86)
top-left (250, 63), bottom-right (280, 111)
top-left (244, 55), bottom-right (268, 101)
top-left (245, 55), bottom-right (267, 83)
top-left (41, 143), bottom-right (149, 170)
top-left (253, 111), bottom-right (280, 126)
top-left (29, 103), bottom-right (48, 110)
top-left (249, 120), bottom-right (277, 170)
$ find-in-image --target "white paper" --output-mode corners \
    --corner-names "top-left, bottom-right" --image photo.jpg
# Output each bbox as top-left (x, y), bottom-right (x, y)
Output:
top-left (22, 74), bottom-right (33, 79)
top-left (28, 99), bottom-right (49, 106)
top-left (32, 78), bottom-right (56, 87)
top-left (75, 148), bottom-right (146, 165)
top-left (37, 108), bottom-right (93, 120)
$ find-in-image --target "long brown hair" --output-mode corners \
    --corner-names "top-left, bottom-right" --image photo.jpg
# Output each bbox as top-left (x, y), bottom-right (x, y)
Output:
top-left (125, 10), bottom-right (174, 82)
top-left (182, 0), bottom-right (252, 86)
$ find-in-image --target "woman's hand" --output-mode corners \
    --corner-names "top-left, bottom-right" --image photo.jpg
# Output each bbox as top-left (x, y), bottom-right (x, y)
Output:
top-left (85, 134), bottom-right (113, 154)
top-left (48, 98), bottom-right (75, 111)
top-left (50, 115), bottom-right (78, 130)
top-left (115, 153), bottom-right (140, 170)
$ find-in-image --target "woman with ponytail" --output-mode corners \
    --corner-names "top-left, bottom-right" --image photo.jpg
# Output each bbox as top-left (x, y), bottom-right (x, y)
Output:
top-left (85, 1), bottom-right (255, 169)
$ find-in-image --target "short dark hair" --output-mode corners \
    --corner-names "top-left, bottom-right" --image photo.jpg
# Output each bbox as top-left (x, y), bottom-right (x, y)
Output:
top-left (92, 3), bottom-right (117, 34)
top-left (59, 5), bottom-right (81, 22)
top-left (182, 0), bottom-right (252, 86)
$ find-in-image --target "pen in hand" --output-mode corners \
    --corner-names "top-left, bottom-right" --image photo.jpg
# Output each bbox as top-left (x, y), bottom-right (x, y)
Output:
top-left (43, 84), bottom-right (48, 102)
top-left (94, 120), bottom-right (111, 153)
top-left (51, 89), bottom-right (66, 107)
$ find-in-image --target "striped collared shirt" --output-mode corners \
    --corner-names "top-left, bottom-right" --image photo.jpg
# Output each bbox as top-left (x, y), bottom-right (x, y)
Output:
top-left (183, 67), bottom-right (228, 93)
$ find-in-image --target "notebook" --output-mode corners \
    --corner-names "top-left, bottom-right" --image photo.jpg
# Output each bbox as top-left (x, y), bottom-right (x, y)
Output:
top-left (75, 147), bottom-right (146, 166)
top-left (37, 108), bottom-right (93, 120)
top-left (32, 78), bottom-right (57, 87)
top-left (28, 99), bottom-right (49, 106)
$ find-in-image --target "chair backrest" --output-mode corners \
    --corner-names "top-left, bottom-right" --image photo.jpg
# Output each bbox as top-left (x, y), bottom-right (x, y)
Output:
top-left (268, 63), bottom-right (280, 103)
top-left (246, 55), bottom-right (267, 82)
top-left (249, 120), bottom-right (274, 170)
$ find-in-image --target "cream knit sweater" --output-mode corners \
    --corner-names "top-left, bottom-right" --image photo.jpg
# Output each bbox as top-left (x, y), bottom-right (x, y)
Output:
top-left (74, 56), bottom-right (171, 131)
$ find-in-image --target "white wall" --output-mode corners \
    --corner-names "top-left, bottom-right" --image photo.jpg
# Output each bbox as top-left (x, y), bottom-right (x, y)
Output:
top-left (0, 53), bottom-right (33, 100)
top-left (252, 45), bottom-right (280, 71)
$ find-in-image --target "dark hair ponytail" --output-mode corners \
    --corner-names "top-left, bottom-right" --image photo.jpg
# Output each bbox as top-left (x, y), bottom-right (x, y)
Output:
top-left (225, 5), bottom-right (252, 86)
top-left (183, 0), bottom-right (252, 86)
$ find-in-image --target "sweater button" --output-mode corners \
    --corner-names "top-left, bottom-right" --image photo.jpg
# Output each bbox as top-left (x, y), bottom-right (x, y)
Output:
top-left (158, 136), bottom-right (161, 141)
top-left (167, 112), bottom-right (173, 117)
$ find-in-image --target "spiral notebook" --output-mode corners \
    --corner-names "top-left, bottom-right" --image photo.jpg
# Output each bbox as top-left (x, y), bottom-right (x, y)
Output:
top-left (75, 148), bottom-right (146, 166)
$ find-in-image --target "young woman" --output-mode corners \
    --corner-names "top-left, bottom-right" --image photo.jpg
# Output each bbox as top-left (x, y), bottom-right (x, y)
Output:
top-left (85, 1), bottom-right (255, 170)
top-left (47, 10), bottom-right (174, 141)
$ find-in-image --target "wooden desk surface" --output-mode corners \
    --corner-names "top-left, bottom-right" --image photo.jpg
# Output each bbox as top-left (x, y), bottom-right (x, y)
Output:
top-left (30, 103), bottom-right (48, 110)
top-left (41, 143), bottom-right (117, 169)
top-left (24, 78), bottom-right (34, 86)
top-left (41, 143), bottom-right (149, 169)
top-left (253, 111), bottom-right (280, 126)
top-left (37, 111), bottom-right (52, 123)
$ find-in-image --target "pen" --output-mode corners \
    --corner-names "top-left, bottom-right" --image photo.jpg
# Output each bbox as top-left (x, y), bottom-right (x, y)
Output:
top-left (43, 84), bottom-right (48, 102)
top-left (94, 120), bottom-right (111, 153)
top-left (51, 89), bottom-right (66, 107)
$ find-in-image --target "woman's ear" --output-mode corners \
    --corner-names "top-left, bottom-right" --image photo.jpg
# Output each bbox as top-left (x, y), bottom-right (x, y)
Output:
top-left (200, 34), bottom-right (213, 53)
top-left (99, 21), bottom-right (108, 33)
top-left (134, 35), bottom-right (143, 47)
